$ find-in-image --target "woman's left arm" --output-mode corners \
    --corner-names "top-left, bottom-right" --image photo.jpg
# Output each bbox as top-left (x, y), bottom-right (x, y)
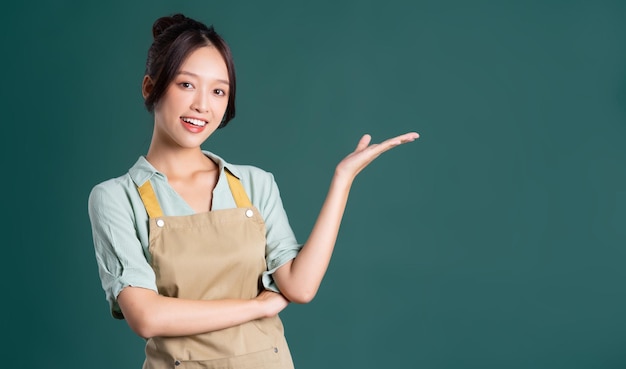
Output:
top-left (273, 132), bottom-right (419, 303)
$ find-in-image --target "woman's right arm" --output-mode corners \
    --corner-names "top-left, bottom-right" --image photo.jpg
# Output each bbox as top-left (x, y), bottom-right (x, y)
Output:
top-left (118, 287), bottom-right (288, 339)
top-left (89, 182), bottom-right (288, 339)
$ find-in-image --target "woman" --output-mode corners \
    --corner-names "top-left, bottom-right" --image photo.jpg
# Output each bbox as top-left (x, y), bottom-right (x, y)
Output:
top-left (88, 13), bottom-right (418, 369)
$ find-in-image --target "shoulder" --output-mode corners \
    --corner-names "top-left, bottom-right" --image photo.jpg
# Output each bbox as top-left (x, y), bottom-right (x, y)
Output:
top-left (231, 163), bottom-right (273, 180)
top-left (226, 164), bottom-right (285, 209)
top-left (204, 150), bottom-right (276, 185)
top-left (203, 151), bottom-right (283, 203)
top-left (88, 174), bottom-right (137, 214)
top-left (228, 163), bottom-right (278, 190)
top-left (89, 174), bottom-right (135, 200)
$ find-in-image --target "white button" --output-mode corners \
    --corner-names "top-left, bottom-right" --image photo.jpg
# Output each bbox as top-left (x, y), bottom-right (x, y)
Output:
top-left (156, 219), bottom-right (165, 227)
top-left (245, 209), bottom-right (254, 218)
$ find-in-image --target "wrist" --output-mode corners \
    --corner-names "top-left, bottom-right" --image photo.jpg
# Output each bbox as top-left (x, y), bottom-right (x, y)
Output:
top-left (332, 168), bottom-right (355, 188)
top-left (252, 297), bottom-right (268, 319)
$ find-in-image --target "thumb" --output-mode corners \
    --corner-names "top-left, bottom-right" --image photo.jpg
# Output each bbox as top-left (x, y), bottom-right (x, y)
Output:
top-left (355, 134), bottom-right (372, 152)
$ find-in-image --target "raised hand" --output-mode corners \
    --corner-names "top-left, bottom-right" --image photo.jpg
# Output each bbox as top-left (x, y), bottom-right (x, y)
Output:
top-left (335, 132), bottom-right (419, 181)
top-left (272, 131), bottom-right (419, 304)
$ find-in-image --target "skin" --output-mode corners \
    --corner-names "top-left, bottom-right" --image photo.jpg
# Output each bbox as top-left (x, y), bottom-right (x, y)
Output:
top-left (118, 45), bottom-right (419, 339)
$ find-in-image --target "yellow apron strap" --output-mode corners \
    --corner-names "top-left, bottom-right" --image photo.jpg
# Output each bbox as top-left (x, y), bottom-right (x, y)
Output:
top-left (137, 180), bottom-right (164, 218)
top-left (137, 171), bottom-right (249, 216)
top-left (225, 170), bottom-right (252, 208)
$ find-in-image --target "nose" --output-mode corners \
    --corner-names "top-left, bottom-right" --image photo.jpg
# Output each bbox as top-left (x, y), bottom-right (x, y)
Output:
top-left (191, 88), bottom-right (210, 113)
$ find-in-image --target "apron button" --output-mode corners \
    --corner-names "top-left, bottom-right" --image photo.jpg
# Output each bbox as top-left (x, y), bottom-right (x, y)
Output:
top-left (274, 347), bottom-right (279, 353)
top-left (174, 360), bottom-right (181, 366)
top-left (156, 219), bottom-right (165, 227)
top-left (245, 209), bottom-right (254, 218)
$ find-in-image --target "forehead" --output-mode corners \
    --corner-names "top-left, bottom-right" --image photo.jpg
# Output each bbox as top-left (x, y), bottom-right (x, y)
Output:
top-left (178, 46), bottom-right (229, 81)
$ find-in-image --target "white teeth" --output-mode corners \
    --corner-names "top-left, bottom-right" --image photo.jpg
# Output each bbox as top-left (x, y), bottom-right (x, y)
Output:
top-left (182, 117), bottom-right (207, 127)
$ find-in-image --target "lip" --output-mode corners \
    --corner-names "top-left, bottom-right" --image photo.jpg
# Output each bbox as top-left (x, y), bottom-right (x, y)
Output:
top-left (181, 116), bottom-right (209, 124)
top-left (180, 116), bottom-right (207, 133)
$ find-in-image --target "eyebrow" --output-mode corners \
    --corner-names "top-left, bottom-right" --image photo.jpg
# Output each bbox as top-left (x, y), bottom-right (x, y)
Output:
top-left (177, 70), bottom-right (229, 85)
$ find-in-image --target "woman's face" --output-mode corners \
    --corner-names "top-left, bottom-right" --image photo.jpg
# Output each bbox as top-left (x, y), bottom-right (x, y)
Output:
top-left (148, 45), bottom-right (230, 150)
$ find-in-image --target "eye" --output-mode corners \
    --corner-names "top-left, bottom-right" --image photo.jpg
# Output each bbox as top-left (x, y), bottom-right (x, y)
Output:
top-left (214, 89), bottom-right (227, 96)
top-left (179, 82), bottom-right (194, 89)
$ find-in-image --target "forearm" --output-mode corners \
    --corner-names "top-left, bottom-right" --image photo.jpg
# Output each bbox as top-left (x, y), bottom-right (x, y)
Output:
top-left (274, 171), bottom-right (353, 303)
top-left (273, 132), bottom-right (419, 303)
top-left (118, 287), bottom-right (271, 339)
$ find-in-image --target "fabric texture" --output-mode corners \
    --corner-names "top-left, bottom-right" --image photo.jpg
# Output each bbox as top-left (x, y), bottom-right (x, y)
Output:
top-left (88, 151), bottom-right (302, 318)
top-left (138, 172), bottom-right (294, 368)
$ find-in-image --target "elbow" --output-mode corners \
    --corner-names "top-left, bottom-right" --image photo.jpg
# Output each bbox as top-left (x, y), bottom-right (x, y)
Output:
top-left (126, 314), bottom-right (159, 339)
top-left (273, 266), bottom-right (318, 304)
top-left (290, 295), bottom-right (315, 304)
top-left (121, 301), bottom-right (163, 339)
top-left (118, 287), bottom-right (164, 339)
top-left (135, 326), bottom-right (156, 340)
top-left (283, 288), bottom-right (317, 304)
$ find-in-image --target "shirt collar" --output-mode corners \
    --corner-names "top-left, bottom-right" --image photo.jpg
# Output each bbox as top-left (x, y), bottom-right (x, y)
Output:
top-left (128, 150), bottom-right (241, 187)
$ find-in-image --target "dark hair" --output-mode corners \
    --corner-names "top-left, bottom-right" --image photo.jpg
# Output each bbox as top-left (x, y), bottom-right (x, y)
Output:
top-left (144, 13), bottom-right (236, 128)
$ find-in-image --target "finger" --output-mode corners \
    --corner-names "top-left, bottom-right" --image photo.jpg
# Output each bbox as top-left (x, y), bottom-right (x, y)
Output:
top-left (367, 132), bottom-right (419, 156)
top-left (355, 134), bottom-right (372, 152)
top-left (382, 132), bottom-right (420, 147)
top-left (399, 132), bottom-right (419, 142)
top-left (389, 132), bottom-right (419, 144)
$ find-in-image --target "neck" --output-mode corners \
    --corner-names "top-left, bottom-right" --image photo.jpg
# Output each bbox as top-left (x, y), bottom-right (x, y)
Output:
top-left (146, 145), bottom-right (216, 179)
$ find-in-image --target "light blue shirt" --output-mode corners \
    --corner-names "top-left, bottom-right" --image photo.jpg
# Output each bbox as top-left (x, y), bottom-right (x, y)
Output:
top-left (88, 151), bottom-right (302, 318)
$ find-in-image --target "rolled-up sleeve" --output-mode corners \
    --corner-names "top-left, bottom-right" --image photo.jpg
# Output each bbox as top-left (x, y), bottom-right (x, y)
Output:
top-left (88, 181), bottom-right (158, 319)
top-left (247, 170), bottom-right (302, 292)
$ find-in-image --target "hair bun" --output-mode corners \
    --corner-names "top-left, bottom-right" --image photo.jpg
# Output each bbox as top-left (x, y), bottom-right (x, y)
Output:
top-left (152, 13), bottom-right (189, 39)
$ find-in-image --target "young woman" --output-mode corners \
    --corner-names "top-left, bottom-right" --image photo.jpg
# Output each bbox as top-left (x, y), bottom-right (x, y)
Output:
top-left (88, 13), bottom-right (418, 369)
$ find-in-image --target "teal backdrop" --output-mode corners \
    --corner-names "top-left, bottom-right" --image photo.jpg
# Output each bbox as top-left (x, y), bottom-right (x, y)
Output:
top-left (2, 1), bottom-right (625, 368)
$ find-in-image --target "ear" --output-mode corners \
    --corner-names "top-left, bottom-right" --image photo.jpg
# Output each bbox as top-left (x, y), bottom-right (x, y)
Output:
top-left (142, 75), bottom-right (154, 100)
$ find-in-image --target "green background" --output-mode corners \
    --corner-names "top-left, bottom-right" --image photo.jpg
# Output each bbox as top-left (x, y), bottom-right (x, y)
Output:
top-left (2, 1), bottom-right (625, 368)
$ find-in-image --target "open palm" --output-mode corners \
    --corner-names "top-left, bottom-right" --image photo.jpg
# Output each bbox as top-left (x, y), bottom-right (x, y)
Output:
top-left (336, 132), bottom-right (419, 179)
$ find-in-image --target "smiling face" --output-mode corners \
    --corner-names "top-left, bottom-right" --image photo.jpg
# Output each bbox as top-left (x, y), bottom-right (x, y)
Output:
top-left (144, 45), bottom-right (230, 151)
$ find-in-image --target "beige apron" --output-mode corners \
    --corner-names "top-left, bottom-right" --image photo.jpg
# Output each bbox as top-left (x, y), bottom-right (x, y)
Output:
top-left (136, 170), bottom-right (294, 369)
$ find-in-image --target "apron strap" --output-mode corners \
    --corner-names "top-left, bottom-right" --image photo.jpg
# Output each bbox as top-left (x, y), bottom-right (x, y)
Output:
top-left (225, 170), bottom-right (252, 208)
top-left (137, 180), bottom-right (164, 218)
top-left (136, 170), bottom-right (252, 218)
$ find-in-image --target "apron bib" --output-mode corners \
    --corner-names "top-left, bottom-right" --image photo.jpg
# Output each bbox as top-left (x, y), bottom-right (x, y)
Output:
top-left (136, 171), bottom-right (294, 369)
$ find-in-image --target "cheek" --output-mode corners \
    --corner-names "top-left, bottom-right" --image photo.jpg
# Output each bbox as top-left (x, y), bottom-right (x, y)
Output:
top-left (153, 97), bottom-right (180, 120)
top-left (218, 96), bottom-right (230, 110)
top-left (159, 92), bottom-right (186, 112)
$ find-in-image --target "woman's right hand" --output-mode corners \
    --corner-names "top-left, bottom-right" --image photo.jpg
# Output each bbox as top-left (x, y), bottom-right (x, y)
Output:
top-left (255, 290), bottom-right (290, 318)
